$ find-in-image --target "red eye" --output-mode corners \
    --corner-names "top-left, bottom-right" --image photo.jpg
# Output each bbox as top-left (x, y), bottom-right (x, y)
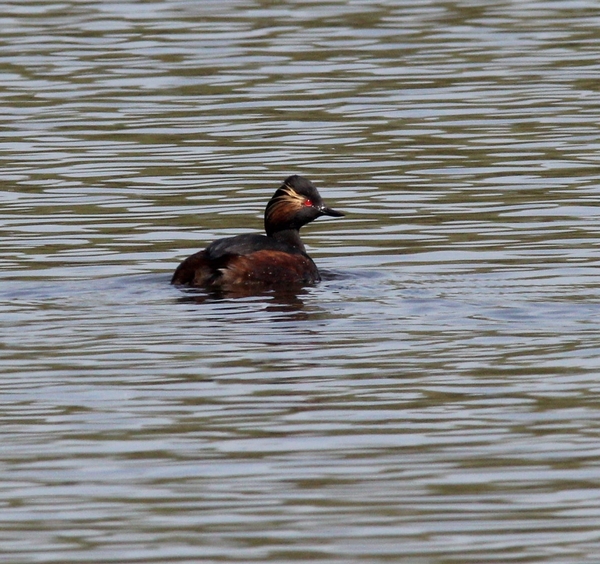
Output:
top-left (303, 199), bottom-right (313, 207)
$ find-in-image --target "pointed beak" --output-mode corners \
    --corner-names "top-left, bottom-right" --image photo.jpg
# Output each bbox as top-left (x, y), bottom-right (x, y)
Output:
top-left (318, 205), bottom-right (345, 218)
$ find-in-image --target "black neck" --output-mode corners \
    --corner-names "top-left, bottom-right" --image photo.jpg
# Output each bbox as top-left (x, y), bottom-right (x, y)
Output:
top-left (271, 229), bottom-right (306, 252)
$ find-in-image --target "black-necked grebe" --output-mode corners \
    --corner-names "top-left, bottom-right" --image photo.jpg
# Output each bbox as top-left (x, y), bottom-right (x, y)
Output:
top-left (171, 175), bottom-right (344, 290)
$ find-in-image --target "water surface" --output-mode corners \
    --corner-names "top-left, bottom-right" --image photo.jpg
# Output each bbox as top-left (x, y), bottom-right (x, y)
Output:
top-left (2, 1), bottom-right (600, 562)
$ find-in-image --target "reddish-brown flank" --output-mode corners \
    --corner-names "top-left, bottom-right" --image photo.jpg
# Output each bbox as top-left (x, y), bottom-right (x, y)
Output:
top-left (171, 249), bottom-right (319, 289)
top-left (219, 250), bottom-right (319, 287)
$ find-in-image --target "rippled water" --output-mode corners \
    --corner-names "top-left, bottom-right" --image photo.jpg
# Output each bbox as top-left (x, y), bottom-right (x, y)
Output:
top-left (2, 1), bottom-right (600, 562)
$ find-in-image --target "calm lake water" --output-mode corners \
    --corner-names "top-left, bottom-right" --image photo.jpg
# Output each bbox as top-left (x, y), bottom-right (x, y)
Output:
top-left (2, 1), bottom-right (600, 562)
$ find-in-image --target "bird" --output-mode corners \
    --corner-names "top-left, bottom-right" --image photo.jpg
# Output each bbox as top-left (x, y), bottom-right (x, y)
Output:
top-left (171, 175), bottom-right (344, 291)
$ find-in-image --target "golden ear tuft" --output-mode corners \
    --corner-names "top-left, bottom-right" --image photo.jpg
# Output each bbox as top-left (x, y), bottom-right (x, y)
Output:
top-left (280, 184), bottom-right (307, 206)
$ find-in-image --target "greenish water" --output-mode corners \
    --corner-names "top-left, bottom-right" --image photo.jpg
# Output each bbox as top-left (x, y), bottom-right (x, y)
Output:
top-left (2, 1), bottom-right (600, 562)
